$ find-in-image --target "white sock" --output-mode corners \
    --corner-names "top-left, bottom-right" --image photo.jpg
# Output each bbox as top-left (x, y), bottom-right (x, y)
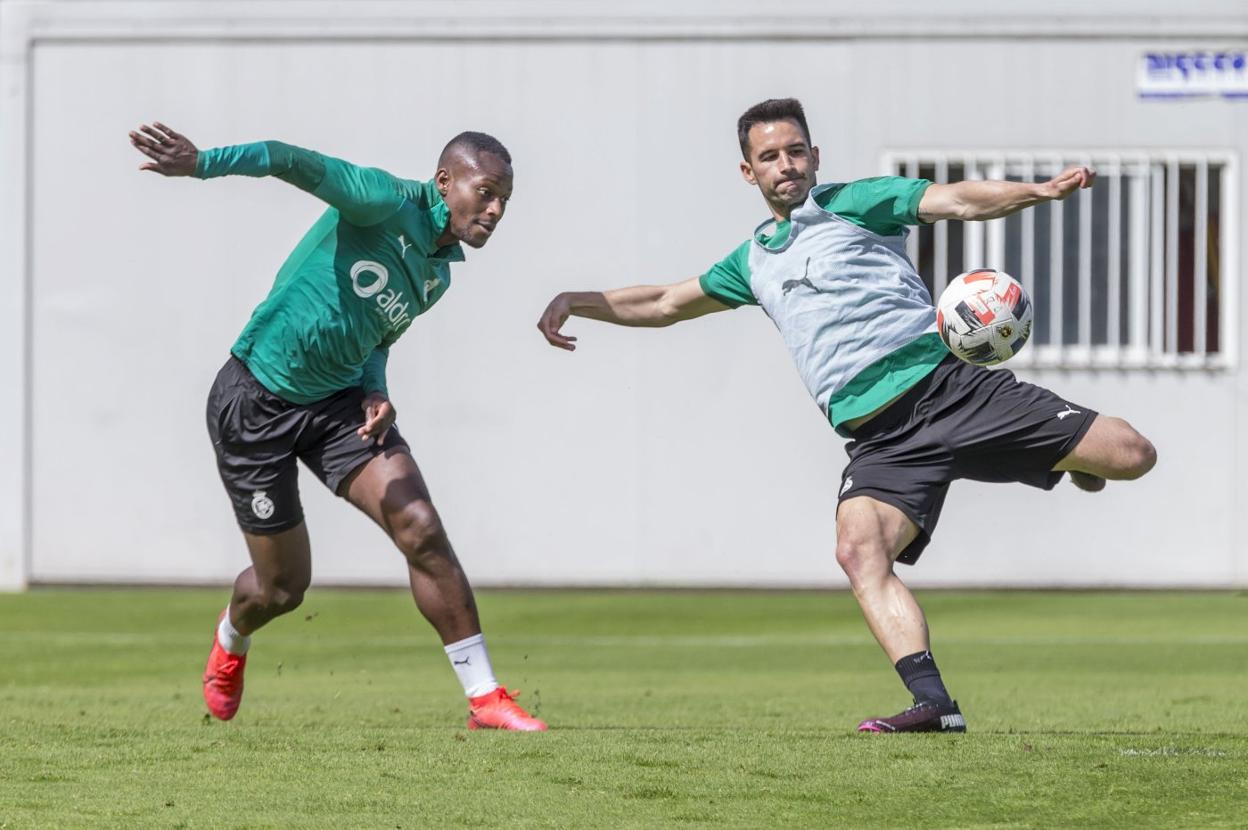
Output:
top-left (216, 607), bottom-right (251, 655)
top-left (444, 633), bottom-right (499, 698)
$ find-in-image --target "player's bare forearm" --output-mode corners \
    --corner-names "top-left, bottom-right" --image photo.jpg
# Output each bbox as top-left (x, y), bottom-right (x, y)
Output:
top-left (918, 165), bottom-right (1095, 222)
top-left (537, 278), bottom-right (727, 351)
top-left (565, 287), bottom-right (677, 328)
top-left (535, 289), bottom-right (668, 353)
top-left (919, 180), bottom-right (1047, 222)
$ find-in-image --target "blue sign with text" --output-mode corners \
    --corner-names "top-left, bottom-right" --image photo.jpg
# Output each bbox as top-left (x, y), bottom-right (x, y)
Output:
top-left (1138, 51), bottom-right (1248, 99)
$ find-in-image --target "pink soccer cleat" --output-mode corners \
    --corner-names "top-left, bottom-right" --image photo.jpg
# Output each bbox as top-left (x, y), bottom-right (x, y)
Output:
top-left (467, 687), bottom-right (548, 731)
top-left (202, 612), bottom-right (247, 721)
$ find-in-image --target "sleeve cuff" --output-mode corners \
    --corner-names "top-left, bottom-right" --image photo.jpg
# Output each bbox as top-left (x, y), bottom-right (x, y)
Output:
top-left (698, 273), bottom-right (743, 309)
top-left (908, 179), bottom-right (932, 225)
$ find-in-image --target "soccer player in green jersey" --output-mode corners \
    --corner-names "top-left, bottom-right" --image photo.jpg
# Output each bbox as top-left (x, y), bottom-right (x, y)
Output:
top-left (537, 98), bottom-right (1156, 733)
top-left (130, 122), bottom-right (546, 731)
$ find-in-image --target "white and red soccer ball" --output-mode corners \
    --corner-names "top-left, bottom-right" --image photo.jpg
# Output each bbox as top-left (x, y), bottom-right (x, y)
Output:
top-left (936, 269), bottom-right (1033, 366)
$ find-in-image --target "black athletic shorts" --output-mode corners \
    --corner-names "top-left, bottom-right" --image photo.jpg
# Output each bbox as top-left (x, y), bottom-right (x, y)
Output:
top-left (205, 355), bottom-right (408, 534)
top-left (838, 355), bottom-right (1097, 566)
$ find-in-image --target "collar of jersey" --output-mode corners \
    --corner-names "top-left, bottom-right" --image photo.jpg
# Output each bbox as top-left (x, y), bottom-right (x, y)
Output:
top-left (430, 243), bottom-right (465, 263)
top-left (752, 182), bottom-right (841, 253)
top-left (752, 215), bottom-right (796, 252)
top-left (421, 179), bottom-right (466, 263)
top-left (753, 218), bottom-right (792, 250)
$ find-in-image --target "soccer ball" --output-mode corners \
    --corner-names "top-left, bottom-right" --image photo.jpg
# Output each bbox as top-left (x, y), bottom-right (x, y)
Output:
top-left (936, 269), bottom-right (1033, 366)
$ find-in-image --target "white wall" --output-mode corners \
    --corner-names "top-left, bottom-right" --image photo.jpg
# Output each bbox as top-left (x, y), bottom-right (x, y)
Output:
top-left (4, 1), bottom-right (1247, 588)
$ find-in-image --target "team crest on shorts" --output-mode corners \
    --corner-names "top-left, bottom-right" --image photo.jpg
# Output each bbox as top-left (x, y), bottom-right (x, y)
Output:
top-left (251, 490), bottom-right (275, 520)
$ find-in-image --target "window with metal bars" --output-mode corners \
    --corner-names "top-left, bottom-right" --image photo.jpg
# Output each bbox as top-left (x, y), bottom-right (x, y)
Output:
top-left (883, 152), bottom-right (1237, 369)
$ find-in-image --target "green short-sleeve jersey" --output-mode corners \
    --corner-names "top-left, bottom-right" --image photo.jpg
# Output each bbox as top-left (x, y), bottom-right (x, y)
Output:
top-left (698, 176), bottom-right (948, 429)
top-left (195, 141), bottom-right (464, 403)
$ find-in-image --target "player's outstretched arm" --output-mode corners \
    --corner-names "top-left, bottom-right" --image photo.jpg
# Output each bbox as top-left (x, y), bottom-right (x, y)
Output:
top-left (129, 121), bottom-right (402, 226)
top-left (918, 165), bottom-right (1095, 223)
top-left (537, 277), bottom-right (728, 351)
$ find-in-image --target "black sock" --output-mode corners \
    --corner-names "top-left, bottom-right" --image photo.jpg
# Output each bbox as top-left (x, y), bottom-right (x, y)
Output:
top-left (895, 650), bottom-right (953, 705)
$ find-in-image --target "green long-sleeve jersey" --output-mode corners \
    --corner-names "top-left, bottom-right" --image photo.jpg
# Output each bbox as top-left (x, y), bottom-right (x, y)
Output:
top-left (195, 141), bottom-right (464, 403)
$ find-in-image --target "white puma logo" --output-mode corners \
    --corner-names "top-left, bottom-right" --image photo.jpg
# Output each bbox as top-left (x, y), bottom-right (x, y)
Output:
top-left (398, 235), bottom-right (412, 260)
top-left (840, 476), bottom-right (854, 497)
top-left (1056, 405), bottom-right (1081, 421)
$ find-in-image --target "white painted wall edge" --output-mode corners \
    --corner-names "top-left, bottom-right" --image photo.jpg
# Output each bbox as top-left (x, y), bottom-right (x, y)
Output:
top-left (8, 0), bottom-right (1248, 41)
top-left (0, 3), bottom-right (32, 591)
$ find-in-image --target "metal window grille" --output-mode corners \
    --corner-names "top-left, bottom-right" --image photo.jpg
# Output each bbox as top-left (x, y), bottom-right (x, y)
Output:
top-left (883, 151), bottom-right (1238, 369)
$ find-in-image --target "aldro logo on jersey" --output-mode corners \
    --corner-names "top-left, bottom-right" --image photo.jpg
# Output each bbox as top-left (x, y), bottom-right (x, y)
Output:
top-left (350, 260), bottom-right (415, 333)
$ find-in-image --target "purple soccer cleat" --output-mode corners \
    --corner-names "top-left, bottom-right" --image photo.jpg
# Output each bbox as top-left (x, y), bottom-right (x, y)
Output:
top-left (857, 699), bottom-right (966, 733)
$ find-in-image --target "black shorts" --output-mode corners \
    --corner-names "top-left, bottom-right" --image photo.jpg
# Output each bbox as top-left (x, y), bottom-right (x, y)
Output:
top-left (838, 355), bottom-right (1096, 566)
top-left (205, 356), bottom-right (408, 534)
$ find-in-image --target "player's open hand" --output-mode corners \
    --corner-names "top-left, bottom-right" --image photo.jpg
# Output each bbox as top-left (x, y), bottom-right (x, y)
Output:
top-left (537, 293), bottom-right (578, 351)
top-left (358, 393), bottom-right (396, 445)
top-left (1043, 165), bottom-right (1096, 201)
top-left (129, 122), bottom-right (199, 176)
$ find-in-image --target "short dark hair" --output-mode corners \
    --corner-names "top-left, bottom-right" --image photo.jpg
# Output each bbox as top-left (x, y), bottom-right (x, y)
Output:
top-left (736, 98), bottom-right (811, 160)
top-left (440, 131), bottom-right (512, 166)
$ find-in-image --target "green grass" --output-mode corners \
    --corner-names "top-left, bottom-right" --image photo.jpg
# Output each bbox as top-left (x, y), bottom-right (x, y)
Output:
top-left (1, 589), bottom-right (1246, 829)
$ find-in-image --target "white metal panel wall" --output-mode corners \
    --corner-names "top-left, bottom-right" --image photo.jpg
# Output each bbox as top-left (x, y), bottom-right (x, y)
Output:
top-left (19, 31), bottom-right (1248, 587)
top-left (0, 4), bottom-right (33, 592)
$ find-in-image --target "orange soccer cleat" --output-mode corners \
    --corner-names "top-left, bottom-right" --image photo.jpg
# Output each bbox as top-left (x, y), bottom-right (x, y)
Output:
top-left (202, 612), bottom-right (247, 721)
top-left (466, 687), bottom-right (548, 731)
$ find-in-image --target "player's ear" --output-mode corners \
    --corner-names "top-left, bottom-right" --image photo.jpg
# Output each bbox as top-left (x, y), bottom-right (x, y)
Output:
top-left (740, 160), bottom-right (757, 186)
top-left (435, 167), bottom-right (452, 197)
top-left (811, 145), bottom-right (820, 172)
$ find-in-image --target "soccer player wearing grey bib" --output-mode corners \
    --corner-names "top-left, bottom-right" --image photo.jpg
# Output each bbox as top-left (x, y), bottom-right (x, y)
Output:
top-left (130, 123), bottom-right (545, 731)
top-left (537, 98), bottom-right (1156, 733)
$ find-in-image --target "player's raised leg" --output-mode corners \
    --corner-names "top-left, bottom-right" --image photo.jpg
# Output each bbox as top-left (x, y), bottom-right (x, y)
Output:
top-left (835, 496), bottom-right (965, 733)
top-left (204, 523), bottom-right (312, 720)
top-left (229, 525), bottom-right (314, 633)
top-left (343, 448), bottom-right (546, 731)
top-left (1053, 415), bottom-right (1157, 491)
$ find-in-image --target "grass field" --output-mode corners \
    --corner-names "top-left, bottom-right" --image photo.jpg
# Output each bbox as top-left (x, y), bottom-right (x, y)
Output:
top-left (2, 588), bottom-right (1246, 828)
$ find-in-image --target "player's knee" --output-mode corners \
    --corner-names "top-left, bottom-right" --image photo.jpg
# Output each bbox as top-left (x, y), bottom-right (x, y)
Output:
top-left (834, 541), bottom-right (861, 577)
top-left (835, 536), bottom-right (889, 583)
top-left (393, 501), bottom-right (448, 564)
top-left (255, 584), bottom-right (305, 616)
top-left (1112, 423), bottom-right (1157, 480)
top-left (1123, 434), bottom-right (1157, 479)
